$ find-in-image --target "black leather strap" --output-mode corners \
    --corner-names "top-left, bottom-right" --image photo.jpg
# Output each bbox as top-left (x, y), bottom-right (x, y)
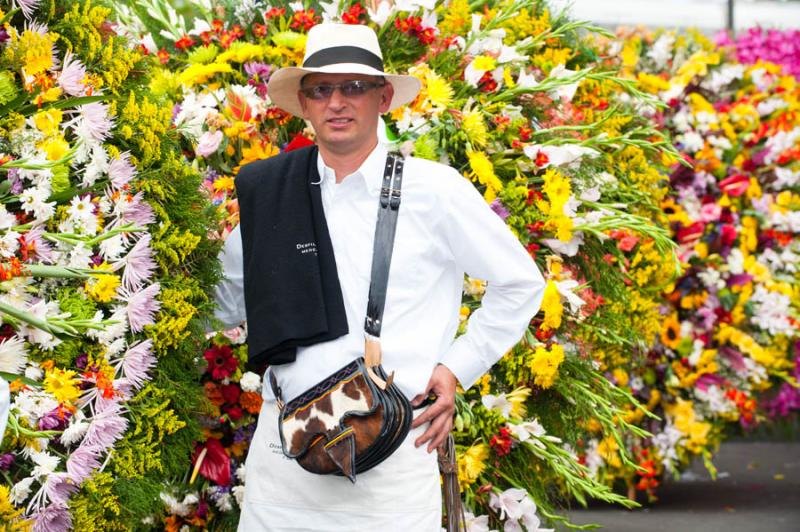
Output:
top-left (364, 155), bottom-right (403, 338)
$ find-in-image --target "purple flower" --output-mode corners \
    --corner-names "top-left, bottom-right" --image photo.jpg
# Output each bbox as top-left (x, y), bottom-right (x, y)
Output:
top-left (0, 452), bottom-right (14, 470)
top-left (22, 225), bottom-right (55, 264)
top-left (31, 503), bottom-right (72, 532)
top-left (0, 26), bottom-right (9, 44)
top-left (38, 408), bottom-right (68, 431)
top-left (489, 198), bottom-right (510, 220)
top-left (57, 52), bottom-right (87, 97)
top-left (119, 339), bottom-right (155, 390)
top-left (69, 102), bottom-right (114, 143)
top-left (244, 62), bottom-right (272, 81)
top-left (108, 152), bottom-right (137, 190)
top-left (75, 353), bottom-right (88, 369)
top-left (82, 400), bottom-right (128, 451)
top-left (121, 234), bottom-right (156, 291)
top-left (122, 283), bottom-right (162, 333)
top-left (115, 191), bottom-right (155, 227)
top-left (66, 445), bottom-right (102, 485)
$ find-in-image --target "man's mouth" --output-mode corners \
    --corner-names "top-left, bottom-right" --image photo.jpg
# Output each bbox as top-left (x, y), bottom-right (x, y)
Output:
top-left (327, 118), bottom-right (353, 124)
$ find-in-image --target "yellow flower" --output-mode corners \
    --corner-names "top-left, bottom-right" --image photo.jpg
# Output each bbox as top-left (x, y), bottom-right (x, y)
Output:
top-left (598, 436), bottom-right (622, 468)
top-left (661, 314), bottom-right (681, 350)
top-left (621, 37), bottom-right (640, 69)
top-left (44, 367), bottom-right (81, 404)
top-left (636, 72), bottom-right (670, 93)
top-left (542, 168), bottom-right (571, 215)
top-left (539, 280), bottom-right (563, 331)
top-left (529, 343), bottom-right (564, 389)
top-left (406, 64), bottom-right (453, 116)
top-left (466, 150), bottom-right (502, 200)
top-left (239, 140), bottom-right (279, 168)
top-left (216, 42), bottom-right (267, 63)
top-left (178, 62), bottom-right (234, 87)
top-left (18, 30), bottom-right (56, 76)
top-left (213, 176), bottom-right (235, 192)
top-left (33, 109), bottom-right (63, 137)
top-left (84, 262), bottom-right (121, 303)
top-left (457, 443), bottom-right (489, 489)
top-left (40, 137), bottom-right (69, 161)
top-left (478, 374), bottom-right (491, 395)
top-left (462, 109), bottom-right (488, 147)
top-left (472, 55), bottom-right (497, 72)
top-left (505, 387), bottom-right (531, 420)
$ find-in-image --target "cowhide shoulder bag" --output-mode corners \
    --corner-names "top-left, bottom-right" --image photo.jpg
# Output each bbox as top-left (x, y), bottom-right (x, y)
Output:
top-left (268, 154), bottom-right (412, 483)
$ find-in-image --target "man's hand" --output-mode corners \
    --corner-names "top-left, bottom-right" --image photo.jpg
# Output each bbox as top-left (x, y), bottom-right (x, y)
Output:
top-left (410, 364), bottom-right (457, 453)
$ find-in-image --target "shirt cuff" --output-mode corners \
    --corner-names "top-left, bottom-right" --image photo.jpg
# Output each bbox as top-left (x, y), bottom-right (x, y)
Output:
top-left (438, 337), bottom-right (488, 392)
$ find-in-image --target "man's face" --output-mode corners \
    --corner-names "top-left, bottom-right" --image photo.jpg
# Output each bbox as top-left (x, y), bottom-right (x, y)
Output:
top-left (297, 73), bottom-right (394, 155)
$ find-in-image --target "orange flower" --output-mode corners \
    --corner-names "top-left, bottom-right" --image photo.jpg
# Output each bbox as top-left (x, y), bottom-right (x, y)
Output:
top-left (240, 390), bottom-right (263, 414)
top-left (205, 382), bottom-right (225, 407)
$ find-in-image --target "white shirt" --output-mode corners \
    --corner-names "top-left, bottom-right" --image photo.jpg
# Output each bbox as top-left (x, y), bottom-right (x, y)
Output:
top-left (214, 143), bottom-right (545, 402)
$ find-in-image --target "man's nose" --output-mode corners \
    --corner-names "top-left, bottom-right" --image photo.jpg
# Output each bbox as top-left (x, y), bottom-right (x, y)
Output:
top-left (326, 87), bottom-right (348, 109)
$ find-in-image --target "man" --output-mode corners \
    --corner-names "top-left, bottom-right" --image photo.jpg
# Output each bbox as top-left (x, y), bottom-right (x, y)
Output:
top-left (214, 23), bottom-right (545, 531)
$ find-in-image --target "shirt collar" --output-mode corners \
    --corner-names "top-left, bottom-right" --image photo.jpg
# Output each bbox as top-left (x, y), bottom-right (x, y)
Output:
top-left (316, 142), bottom-right (389, 196)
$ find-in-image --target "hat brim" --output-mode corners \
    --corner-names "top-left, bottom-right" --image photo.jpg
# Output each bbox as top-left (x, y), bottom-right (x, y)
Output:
top-left (267, 64), bottom-right (421, 118)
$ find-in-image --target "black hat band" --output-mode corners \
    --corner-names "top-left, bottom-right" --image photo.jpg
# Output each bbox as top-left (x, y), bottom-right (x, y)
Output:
top-left (303, 46), bottom-right (384, 72)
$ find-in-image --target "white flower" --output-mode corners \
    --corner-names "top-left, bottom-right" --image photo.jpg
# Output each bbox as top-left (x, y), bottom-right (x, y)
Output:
top-left (0, 335), bottom-right (28, 374)
top-left (507, 419), bottom-right (546, 444)
top-left (0, 204), bottom-right (18, 230)
top-left (236, 463), bottom-right (247, 483)
top-left (60, 410), bottom-right (90, 446)
top-left (30, 450), bottom-right (61, 479)
top-left (239, 372), bottom-right (261, 393)
top-left (554, 280), bottom-right (585, 313)
top-left (368, 1), bottom-right (392, 25)
top-left (19, 185), bottom-right (56, 223)
top-left (82, 144), bottom-right (110, 187)
top-left (481, 393), bottom-right (512, 418)
top-left (489, 488), bottom-right (528, 521)
top-left (25, 363), bottom-right (43, 381)
top-left (646, 33), bottom-right (674, 70)
top-left (464, 511), bottom-right (491, 532)
top-left (749, 286), bottom-right (793, 336)
top-left (546, 64), bottom-right (580, 102)
top-left (67, 242), bottom-right (94, 268)
top-left (523, 144), bottom-right (599, 168)
top-left (99, 233), bottom-right (127, 262)
top-left (17, 299), bottom-right (64, 350)
top-left (0, 230), bottom-right (20, 258)
top-left (541, 232), bottom-right (584, 257)
top-left (64, 194), bottom-right (99, 236)
top-left (10, 477), bottom-right (35, 505)
top-left (232, 485), bottom-right (246, 506)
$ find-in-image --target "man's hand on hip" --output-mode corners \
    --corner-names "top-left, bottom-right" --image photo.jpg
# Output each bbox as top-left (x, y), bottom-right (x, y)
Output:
top-left (410, 363), bottom-right (457, 453)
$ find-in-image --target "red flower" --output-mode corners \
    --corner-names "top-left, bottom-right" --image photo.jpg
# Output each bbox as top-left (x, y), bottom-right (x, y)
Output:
top-left (719, 224), bottom-right (737, 246)
top-left (675, 222), bottom-right (704, 244)
top-left (342, 3), bottom-right (366, 24)
top-left (192, 438), bottom-right (231, 486)
top-left (157, 49), bottom-right (170, 65)
top-left (265, 7), bottom-right (286, 19)
top-left (291, 9), bottom-right (320, 31)
top-left (489, 427), bottom-right (513, 457)
top-left (221, 383), bottom-right (241, 405)
top-left (719, 174), bottom-right (750, 197)
top-left (252, 23), bottom-right (268, 38)
top-left (175, 34), bottom-right (196, 50)
top-left (518, 126), bottom-right (532, 142)
top-left (534, 150), bottom-right (549, 167)
top-left (224, 405), bottom-right (244, 421)
top-left (204, 345), bottom-right (238, 380)
top-left (285, 132), bottom-right (315, 152)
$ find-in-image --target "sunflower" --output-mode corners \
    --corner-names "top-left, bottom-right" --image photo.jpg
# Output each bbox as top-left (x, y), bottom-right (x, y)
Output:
top-left (660, 314), bottom-right (682, 350)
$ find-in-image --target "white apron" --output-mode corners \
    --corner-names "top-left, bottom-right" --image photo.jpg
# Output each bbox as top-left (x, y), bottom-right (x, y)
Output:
top-left (238, 400), bottom-right (442, 531)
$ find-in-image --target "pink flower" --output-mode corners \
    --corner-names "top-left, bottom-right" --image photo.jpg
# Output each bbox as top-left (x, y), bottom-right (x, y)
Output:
top-left (70, 102), bottom-right (114, 143)
top-left (698, 202), bottom-right (721, 223)
top-left (31, 503), bottom-right (72, 532)
top-left (119, 339), bottom-right (156, 390)
top-left (108, 152), bottom-right (137, 189)
top-left (120, 234), bottom-right (156, 291)
top-left (122, 283), bottom-right (161, 333)
top-left (196, 130), bottom-right (224, 158)
top-left (66, 445), bottom-right (101, 485)
top-left (82, 400), bottom-right (128, 451)
top-left (57, 52), bottom-right (87, 97)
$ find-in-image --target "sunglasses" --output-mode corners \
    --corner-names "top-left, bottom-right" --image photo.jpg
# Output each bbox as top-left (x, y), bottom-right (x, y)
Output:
top-left (299, 80), bottom-right (386, 100)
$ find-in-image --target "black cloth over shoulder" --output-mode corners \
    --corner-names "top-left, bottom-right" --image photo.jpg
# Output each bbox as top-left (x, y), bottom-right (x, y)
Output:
top-left (234, 145), bottom-right (348, 370)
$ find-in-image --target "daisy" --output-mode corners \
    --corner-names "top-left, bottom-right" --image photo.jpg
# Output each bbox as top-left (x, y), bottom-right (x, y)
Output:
top-left (0, 335), bottom-right (28, 374)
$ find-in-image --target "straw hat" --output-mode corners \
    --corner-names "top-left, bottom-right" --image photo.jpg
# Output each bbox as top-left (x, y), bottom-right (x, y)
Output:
top-left (267, 23), bottom-right (421, 117)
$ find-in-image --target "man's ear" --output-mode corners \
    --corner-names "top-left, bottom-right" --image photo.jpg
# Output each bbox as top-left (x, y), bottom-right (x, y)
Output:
top-left (378, 82), bottom-right (394, 114)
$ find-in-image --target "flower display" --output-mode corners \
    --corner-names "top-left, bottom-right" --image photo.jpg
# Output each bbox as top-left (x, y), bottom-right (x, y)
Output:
top-left (583, 28), bottom-right (800, 501)
top-left (119, 0), bottom-right (681, 528)
top-left (0, 1), bottom-right (220, 530)
top-left (1, 0), bottom-right (796, 529)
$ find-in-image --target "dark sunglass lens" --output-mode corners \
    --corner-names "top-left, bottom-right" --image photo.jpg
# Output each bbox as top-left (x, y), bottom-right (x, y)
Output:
top-left (341, 80), bottom-right (370, 96)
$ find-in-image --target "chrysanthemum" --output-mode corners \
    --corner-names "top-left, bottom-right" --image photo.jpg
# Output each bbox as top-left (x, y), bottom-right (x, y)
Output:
top-left (43, 367), bottom-right (80, 404)
top-left (0, 335), bottom-right (27, 374)
top-left (57, 51), bottom-right (87, 96)
top-left (69, 102), bottom-right (114, 143)
top-left (118, 339), bottom-right (156, 390)
top-left (119, 234), bottom-right (156, 292)
top-left (107, 152), bottom-right (137, 189)
top-left (82, 400), bottom-right (128, 451)
top-left (121, 283), bottom-right (162, 333)
top-left (462, 109), bottom-right (488, 147)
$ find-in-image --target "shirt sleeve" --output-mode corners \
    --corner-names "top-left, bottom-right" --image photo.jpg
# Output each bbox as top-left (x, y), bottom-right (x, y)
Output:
top-left (212, 224), bottom-right (247, 329)
top-left (438, 171), bottom-right (546, 390)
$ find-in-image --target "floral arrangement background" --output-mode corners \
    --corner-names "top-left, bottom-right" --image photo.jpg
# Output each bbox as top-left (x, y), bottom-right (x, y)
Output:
top-left (0, 0), bottom-right (222, 530)
top-left (0, 0), bottom-right (797, 531)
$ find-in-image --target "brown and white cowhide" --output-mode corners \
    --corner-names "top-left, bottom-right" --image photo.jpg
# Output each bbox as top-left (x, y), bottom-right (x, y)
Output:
top-left (283, 374), bottom-right (375, 457)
